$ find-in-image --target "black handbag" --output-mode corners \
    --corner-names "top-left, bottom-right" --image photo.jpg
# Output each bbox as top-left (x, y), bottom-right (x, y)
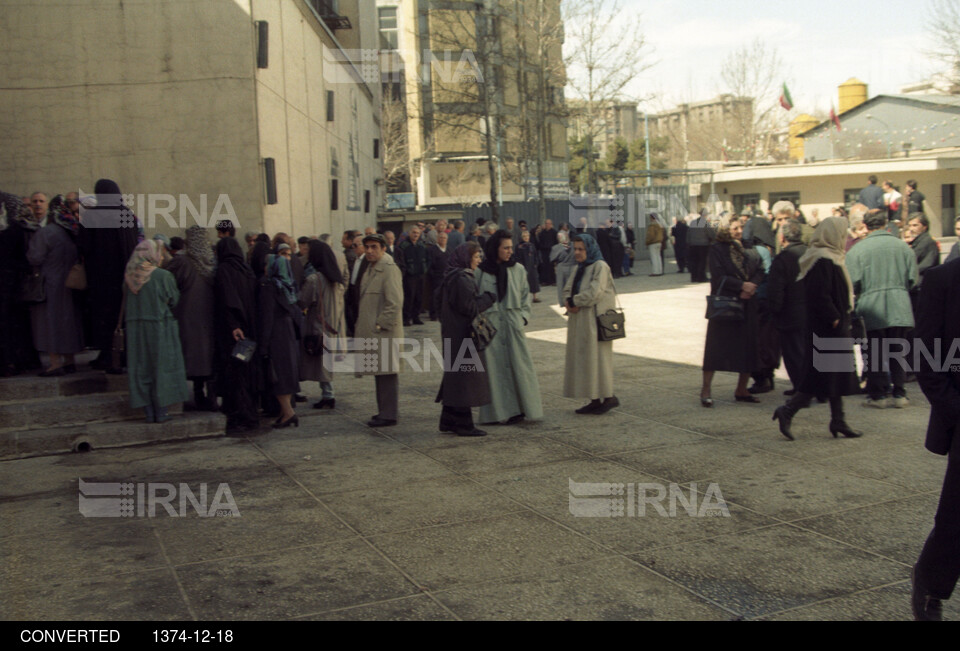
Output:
top-left (470, 311), bottom-right (497, 352)
top-left (705, 278), bottom-right (745, 321)
top-left (597, 308), bottom-right (626, 341)
top-left (596, 280), bottom-right (626, 342)
top-left (20, 267), bottom-right (45, 303)
top-left (231, 338), bottom-right (257, 363)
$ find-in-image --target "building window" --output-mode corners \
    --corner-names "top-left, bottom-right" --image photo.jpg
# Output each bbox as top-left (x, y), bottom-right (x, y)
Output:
top-left (379, 7), bottom-right (398, 50)
top-left (733, 193), bottom-right (760, 216)
top-left (331, 179), bottom-right (338, 211)
top-left (769, 191), bottom-right (800, 207)
top-left (373, 138), bottom-right (380, 159)
top-left (364, 190), bottom-right (371, 213)
top-left (843, 188), bottom-right (861, 208)
top-left (326, 90), bottom-right (335, 121)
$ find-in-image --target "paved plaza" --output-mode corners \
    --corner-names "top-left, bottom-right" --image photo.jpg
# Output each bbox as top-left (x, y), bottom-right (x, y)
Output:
top-left (1, 261), bottom-right (954, 621)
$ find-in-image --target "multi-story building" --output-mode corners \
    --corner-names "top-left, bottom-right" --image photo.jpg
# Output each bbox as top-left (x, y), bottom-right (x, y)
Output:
top-left (649, 94), bottom-right (755, 167)
top-left (376, 0), bottom-right (569, 208)
top-left (0, 0), bottom-right (384, 237)
top-left (567, 100), bottom-right (640, 161)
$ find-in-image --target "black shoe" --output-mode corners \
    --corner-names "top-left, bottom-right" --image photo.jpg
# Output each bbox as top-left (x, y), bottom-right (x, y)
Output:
top-left (773, 405), bottom-right (795, 441)
top-left (295, 394), bottom-right (307, 403)
top-left (912, 565), bottom-right (943, 621)
top-left (592, 397), bottom-right (620, 414)
top-left (700, 396), bottom-right (714, 408)
top-left (412, 318), bottom-right (424, 325)
top-left (272, 415), bottom-right (299, 429)
top-left (576, 400), bottom-right (602, 414)
top-left (313, 398), bottom-right (336, 410)
top-left (747, 379), bottom-right (774, 394)
top-left (735, 395), bottom-right (761, 403)
top-left (829, 420), bottom-right (863, 439)
top-left (105, 367), bottom-right (124, 375)
top-left (403, 320), bottom-right (412, 327)
top-left (367, 416), bottom-right (397, 427)
top-left (784, 388), bottom-right (797, 396)
top-left (505, 413), bottom-right (525, 425)
top-left (455, 427), bottom-right (487, 437)
top-left (63, 364), bottom-right (77, 374)
top-left (38, 367), bottom-right (66, 377)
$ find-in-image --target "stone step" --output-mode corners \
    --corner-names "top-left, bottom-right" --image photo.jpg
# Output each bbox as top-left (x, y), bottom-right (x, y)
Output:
top-left (0, 392), bottom-right (183, 431)
top-left (0, 370), bottom-right (129, 403)
top-left (0, 412), bottom-right (226, 460)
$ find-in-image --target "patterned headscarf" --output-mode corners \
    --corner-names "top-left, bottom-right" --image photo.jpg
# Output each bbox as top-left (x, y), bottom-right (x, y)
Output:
top-left (49, 195), bottom-right (80, 236)
top-left (267, 254), bottom-right (298, 305)
top-left (124, 239), bottom-right (162, 295)
top-left (714, 216), bottom-right (748, 280)
top-left (570, 233), bottom-right (604, 296)
top-left (185, 225), bottom-right (216, 278)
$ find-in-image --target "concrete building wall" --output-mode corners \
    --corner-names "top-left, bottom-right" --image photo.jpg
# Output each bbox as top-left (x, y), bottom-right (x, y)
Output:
top-left (0, 0), bottom-right (262, 235)
top-left (252, 0), bottom-right (382, 238)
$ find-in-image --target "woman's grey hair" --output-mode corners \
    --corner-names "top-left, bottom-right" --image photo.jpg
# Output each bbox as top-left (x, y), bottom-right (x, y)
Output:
top-left (771, 200), bottom-right (796, 218)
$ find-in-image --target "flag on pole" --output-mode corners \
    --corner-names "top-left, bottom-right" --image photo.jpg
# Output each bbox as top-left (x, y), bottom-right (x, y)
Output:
top-left (830, 105), bottom-right (842, 131)
top-left (779, 83), bottom-right (793, 111)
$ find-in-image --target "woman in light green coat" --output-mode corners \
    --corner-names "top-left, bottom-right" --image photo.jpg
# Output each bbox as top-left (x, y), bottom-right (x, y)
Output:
top-left (475, 230), bottom-right (543, 425)
top-left (124, 240), bottom-right (190, 423)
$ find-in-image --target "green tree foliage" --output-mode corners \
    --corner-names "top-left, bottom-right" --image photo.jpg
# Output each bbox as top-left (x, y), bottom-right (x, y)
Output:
top-left (627, 136), bottom-right (669, 171)
top-left (604, 136), bottom-right (630, 171)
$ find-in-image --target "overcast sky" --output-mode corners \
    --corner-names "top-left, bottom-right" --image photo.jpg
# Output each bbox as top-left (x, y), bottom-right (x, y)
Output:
top-left (574, 0), bottom-right (942, 115)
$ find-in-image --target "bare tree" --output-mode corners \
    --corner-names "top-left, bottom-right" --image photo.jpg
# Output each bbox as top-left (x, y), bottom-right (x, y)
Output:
top-left (927, 0), bottom-right (960, 88)
top-left (564, 0), bottom-right (653, 192)
top-left (423, 5), bottom-right (503, 221)
top-left (720, 38), bottom-right (788, 166)
top-left (380, 82), bottom-right (410, 194)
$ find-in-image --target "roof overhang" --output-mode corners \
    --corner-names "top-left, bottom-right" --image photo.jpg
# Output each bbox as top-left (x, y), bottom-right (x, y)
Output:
top-left (711, 155), bottom-right (960, 183)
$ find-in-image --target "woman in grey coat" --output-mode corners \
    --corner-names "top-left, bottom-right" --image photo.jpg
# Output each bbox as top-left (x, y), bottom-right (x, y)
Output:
top-left (165, 225), bottom-right (216, 409)
top-left (27, 196), bottom-right (84, 376)
top-left (299, 240), bottom-right (347, 409)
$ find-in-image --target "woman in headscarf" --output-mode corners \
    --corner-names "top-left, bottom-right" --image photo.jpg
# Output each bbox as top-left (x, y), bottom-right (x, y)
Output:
top-left (165, 226), bottom-right (217, 410)
top-left (123, 239), bottom-right (190, 422)
top-left (562, 233), bottom-right (619, 414)
top-left (700, 214), bottom-right (765, 407)
top-left (214, 237), bottom-right (259, 433)
top-left (0, 191), bottom-right (42, 374)
top-left (436, 242), bottom-right (498, 436)
top-left (249, 237), bottom-right (272, 280)
top-left (475, 230), bottom-right (543, 425)
top-left (515, 229), bottom-right (542, 303)
top-left (26, 195), bottom-right (85, 375)
top-left (299, 239), bottom-right (347, 409)
top-left (259, 253), bottom-right (302, 428)
top-left (550, 230), bottom-right (578, 308)
top-left (81, 179), bottom-right (141, 371)
top-left (747, 217), bottom-right (781, 395)
top-left (772, 218), bottom-right (863, 441)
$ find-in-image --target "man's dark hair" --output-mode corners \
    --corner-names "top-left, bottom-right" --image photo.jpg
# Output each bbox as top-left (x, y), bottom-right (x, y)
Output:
top-left (297, 236), bottom-right (310, 244)
top-left (215, 220), bottom-right (236, 237)
top-left (255, 233), bottom-right (270, 243)
top-left (864, 209), bottom-right (888, 231)
top-left (907, 179), bottom-right (918, 190)
top-left (909, 213), bottom-right (930, 230)
top-left (868, 175), bottom-right (878, 185)
top-left (169, 236), bottom-right (185, 252)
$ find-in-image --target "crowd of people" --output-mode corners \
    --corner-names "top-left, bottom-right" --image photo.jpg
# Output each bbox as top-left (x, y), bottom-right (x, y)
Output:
top-left (0, 188), bottom-right (627, 437)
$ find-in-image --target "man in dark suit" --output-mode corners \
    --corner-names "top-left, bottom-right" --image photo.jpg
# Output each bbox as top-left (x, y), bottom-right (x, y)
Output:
top-left (912, 257), bottom-right (960, 620)
top-left (767, 219), bottom-right (808, 396)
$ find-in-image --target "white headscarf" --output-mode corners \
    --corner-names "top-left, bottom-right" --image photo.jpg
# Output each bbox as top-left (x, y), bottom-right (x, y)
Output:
top-left (797, 217), bottom-right (855, 309)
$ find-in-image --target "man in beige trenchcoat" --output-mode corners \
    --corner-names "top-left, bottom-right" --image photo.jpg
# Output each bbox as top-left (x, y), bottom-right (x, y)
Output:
top-left (355, 233), bottom-right (404, 427)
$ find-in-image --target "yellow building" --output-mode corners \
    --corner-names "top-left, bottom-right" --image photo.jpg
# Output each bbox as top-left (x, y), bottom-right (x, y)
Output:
top-left (377, 0), bottom-right (569, 208)
top-left (0, 0), bottom-right (384, 238)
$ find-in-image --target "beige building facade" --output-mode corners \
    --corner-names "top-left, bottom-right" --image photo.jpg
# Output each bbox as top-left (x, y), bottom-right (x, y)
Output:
top-left (377, 0), bottom-right (568, 208)
top-left (0, 0), bottom-right (383, 238)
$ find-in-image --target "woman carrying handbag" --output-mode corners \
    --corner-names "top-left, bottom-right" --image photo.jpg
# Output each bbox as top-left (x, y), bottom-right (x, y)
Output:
top-left (562, 233), bottom-right (621, 415)
top-left (298, 240), bottom-right (346, 410)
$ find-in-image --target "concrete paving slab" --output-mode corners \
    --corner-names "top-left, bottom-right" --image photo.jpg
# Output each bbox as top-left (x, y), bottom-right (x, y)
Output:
top-left (368, 511), bottom-right (609, 591)
top-left (299, 594), bottom-right (457, 621)
top-left (175, 539), bottom-right (420, 620)
top-left (760, 581), bottom-right (960, 621)
top-left (431, 555), bottom-right (732, 621)
top-left (632, 524), bottom-right (908, 618)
